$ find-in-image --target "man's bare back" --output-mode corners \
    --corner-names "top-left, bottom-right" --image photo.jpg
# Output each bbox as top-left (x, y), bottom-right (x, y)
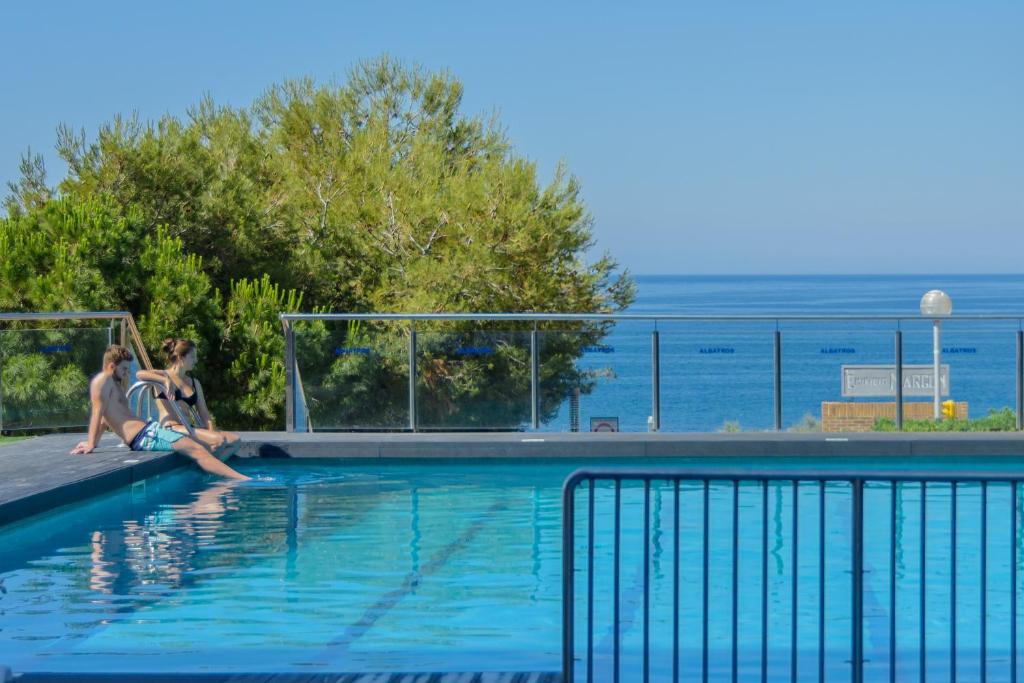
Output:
top-left (94, 371), bottom-right (148, 445)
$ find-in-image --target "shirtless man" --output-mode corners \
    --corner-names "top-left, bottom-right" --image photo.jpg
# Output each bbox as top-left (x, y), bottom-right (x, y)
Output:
top-left (69, 345), bottom-right (250, 481)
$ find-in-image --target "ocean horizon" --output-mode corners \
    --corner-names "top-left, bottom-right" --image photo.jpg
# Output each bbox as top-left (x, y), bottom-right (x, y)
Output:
top-left (543, 273), bottom-right (1024, 432)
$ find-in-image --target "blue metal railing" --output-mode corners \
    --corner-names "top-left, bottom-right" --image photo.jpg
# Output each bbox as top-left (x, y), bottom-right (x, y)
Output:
top-left (562, 467), bottom-right (1024, 683)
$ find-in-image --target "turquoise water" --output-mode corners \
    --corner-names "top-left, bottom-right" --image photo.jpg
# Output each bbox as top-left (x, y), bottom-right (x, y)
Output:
top-left (1, 456), bottom-right (1023, 678)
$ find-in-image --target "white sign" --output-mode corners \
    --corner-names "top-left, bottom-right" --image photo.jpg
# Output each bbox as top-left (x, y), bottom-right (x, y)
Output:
top-left (841, 365), bottom-right (949, 398)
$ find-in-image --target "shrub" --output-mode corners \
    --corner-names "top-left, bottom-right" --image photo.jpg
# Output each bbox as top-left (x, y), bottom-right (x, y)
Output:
top-left (873, 407), bottom-right (1017, 432)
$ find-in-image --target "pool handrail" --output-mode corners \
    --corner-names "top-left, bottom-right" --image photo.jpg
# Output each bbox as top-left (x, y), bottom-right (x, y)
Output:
top-left (126, 380), bottom-right (197, 439)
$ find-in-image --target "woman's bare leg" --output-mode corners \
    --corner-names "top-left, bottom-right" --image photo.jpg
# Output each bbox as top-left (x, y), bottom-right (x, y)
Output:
top-left (172, 436), bottom-right (249, 480)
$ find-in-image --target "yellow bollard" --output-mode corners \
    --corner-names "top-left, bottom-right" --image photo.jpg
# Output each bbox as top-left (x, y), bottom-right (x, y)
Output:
top-left (941, 400), bottom-right (957, 420)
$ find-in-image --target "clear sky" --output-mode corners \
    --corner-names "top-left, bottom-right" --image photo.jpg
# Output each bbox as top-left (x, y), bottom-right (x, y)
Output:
top-left (1, 1), bottom-right (1021, 275)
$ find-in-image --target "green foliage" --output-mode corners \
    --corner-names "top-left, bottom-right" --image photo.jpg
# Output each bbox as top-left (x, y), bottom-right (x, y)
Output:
top-left (3, 148), bottom-right (51, 218)
top-left (873, 408), bottom-right (1017, 432)
top-left (0, 196), bottom-right (127, 312)
top-left (2, 56), bottom-right (634, 429)
top-left (137, 227), bottom-right (223, 366)
top-left (222, 276), bottom-right (303, 428)
top-left (787, 413), bottom-right (821, 432)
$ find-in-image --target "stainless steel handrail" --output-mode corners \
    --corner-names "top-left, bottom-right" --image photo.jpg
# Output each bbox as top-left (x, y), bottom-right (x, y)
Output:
top-left (0, 311), bottom-right (153, 370)
top-left (0, 311), bottom-right (131, 321)
top-left (126, 380), bottom-right (197, 438)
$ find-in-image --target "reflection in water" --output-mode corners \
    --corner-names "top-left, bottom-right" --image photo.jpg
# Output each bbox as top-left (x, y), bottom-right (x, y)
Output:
top-left (410, 487), bottom-right (420, 575)
top-left (531, 485), bottom-right (541, 591)
top-left (651, 485), bottom-right (663, 581)
top-left (772, 481), bottom-right (785, 575)
top-left (895, 482), bottom-right (905, 579)
top-left (285, 484), bottom-right (299, 580)
top-left (86, 482), bottom-right (236, 595)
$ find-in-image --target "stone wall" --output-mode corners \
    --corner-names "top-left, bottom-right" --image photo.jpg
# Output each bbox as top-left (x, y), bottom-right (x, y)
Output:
top-left (821, 401), bottom-right (968, 432)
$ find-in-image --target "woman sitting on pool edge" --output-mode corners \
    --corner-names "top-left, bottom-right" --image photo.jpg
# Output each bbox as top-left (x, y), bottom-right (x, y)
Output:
top-left (136, 338), bottom-right (241, 461)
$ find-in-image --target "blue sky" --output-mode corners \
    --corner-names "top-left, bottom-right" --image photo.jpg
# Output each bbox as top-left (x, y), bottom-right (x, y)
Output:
top-left (1, 1), bottom-right (1021, 274)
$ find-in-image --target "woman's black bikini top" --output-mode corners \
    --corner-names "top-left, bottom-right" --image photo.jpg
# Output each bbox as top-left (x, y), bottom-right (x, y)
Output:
top-left (157, 376), bottom-right (199, 407)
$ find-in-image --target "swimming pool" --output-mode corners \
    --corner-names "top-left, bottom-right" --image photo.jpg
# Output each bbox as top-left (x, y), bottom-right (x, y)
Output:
top-left (1, 456), bottom-right (1022, 678)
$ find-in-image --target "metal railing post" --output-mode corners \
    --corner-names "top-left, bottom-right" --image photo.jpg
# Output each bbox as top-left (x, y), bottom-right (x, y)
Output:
top-left (561, 472), bottom-right (581, 682)
top-left (651, 330), bottom-right (660, 431)
top-left (408, 324), bottom-right (417, 432)
top-left (119, 317), bottom-right (127, 347)
top-left (774, 329), bottom-right (782, 431)
top-left (284, 321), bottom-right (295, 432)
top-left (531, 327), bottom-right (539, 429)
top-left (895, 330), bottom-right (904, 430)
top-left (852, 478), bottom-right (865, 683)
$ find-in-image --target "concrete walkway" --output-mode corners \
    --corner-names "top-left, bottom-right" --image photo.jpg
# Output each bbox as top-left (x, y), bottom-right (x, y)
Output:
top-left (235, 429), bottom-right (1024, 458)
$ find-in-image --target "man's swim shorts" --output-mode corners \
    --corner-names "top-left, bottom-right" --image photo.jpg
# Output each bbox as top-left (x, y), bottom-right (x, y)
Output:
top-left (129, 420), bottom-right (186, 452)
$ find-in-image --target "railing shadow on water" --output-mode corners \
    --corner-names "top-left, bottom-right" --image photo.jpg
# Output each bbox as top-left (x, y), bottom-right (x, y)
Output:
top-left (563, 467), bottom-right (1024, 683)
top-left (280, 313), bottom-right (1024, 433)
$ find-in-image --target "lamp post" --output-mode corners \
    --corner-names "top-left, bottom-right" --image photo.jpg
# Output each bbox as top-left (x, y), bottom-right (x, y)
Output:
top-left (919, 290), bottom-right (953, 420)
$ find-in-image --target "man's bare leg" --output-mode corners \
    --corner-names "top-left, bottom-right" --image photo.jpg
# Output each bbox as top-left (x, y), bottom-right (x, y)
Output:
top-left (173, 436), bottom-right (250, 480)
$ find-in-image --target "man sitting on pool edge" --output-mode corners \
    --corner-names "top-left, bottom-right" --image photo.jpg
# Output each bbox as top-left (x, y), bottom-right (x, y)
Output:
top-left (70, 344), bottom-right (250, 481)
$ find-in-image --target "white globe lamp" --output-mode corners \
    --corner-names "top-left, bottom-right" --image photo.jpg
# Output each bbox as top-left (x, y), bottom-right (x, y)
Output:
top-left (919, 290), bottom-right (953, 419)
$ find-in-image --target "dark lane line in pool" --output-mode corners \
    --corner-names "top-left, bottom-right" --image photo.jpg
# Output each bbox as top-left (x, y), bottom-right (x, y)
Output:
top-left (306, 498), bottom-right (511, 665)
top-left (594, 547), bottom-right (646, 655)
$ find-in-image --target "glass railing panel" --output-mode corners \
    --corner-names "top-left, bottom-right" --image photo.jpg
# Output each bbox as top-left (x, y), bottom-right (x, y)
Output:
top-left (415, 330), bottom-right (531, 430)
top-left (778, 319), bottom-right (896, 432)
top-left (658, 320), bottom-right (777, 432)
top-left (900, 318), bottom-right (1019, 429)
top-left (538, 321), bottom-right (654, 433)
top-left (293, 319), bottom-right (410, 430)
top-left (0, 326), bottom-right (112, 430)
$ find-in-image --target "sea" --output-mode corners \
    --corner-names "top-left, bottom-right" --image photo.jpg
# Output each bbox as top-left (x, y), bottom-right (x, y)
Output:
top-left (541, 274), bottom-right (1024, 433)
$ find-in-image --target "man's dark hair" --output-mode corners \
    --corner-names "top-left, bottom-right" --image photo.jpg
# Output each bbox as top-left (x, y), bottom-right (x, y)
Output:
top-left (103, 344), bottom-right (134, 367)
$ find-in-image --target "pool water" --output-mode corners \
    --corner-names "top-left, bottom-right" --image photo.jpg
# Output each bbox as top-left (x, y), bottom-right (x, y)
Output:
top-left (1, 456), bottom-right (1022, 678)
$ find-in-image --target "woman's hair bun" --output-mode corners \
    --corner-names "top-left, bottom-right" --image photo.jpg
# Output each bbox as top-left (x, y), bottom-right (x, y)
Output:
top-left (161, 338), bottom-right (176, 354)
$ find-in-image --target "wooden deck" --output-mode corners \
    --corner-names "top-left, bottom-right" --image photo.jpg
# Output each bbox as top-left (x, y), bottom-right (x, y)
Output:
top-left (0, 432), bottom-right (182, 527)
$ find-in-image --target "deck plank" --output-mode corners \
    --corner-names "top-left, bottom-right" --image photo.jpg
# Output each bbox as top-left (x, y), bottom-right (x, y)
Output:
top-left (0, 433), bottom-right (182, 526)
